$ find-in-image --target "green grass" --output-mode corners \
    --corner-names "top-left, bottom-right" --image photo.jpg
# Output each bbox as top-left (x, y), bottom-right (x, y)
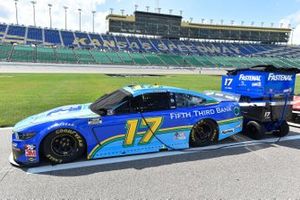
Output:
top-left (0, 74), bottom-right (221, 126)
top-left (1, 73), bottom-right (300, 127)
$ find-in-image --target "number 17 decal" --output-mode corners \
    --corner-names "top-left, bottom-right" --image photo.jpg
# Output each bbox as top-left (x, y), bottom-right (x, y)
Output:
top-left (123, 117), bottom-right (163, 146)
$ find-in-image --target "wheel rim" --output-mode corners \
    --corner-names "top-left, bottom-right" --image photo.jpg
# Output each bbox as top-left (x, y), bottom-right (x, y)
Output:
top-left (194, 123), bottom-right (213, 141)
top-left (51, 135), bottom-right (77, 156)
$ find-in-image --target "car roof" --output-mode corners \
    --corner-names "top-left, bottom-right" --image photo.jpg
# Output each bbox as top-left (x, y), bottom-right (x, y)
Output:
top-left (122, 84), bottom-right (214, 100)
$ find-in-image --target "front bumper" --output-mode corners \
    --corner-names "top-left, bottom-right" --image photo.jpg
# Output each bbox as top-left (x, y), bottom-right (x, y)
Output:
top-left (9, 153), bottom-right (21, 167)
top-left (11, 133), bottom-right (40, 166)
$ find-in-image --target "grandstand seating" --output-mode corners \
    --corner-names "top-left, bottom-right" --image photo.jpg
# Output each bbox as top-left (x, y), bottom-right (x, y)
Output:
top-left (0, 22), bottom-right (300, 68)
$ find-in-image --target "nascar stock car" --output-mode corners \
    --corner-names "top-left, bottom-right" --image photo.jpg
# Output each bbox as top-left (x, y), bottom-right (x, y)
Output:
top-left (10, 85), bottom-right (243, 166)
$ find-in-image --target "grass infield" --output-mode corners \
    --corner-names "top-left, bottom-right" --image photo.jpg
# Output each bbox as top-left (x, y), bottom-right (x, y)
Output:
top-left (0, 73), bottom-right (221, 127)
top-left (1, 73), bottom-right (299, 127)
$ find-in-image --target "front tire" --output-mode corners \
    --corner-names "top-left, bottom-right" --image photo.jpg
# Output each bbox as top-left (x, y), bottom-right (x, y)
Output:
top-left (189, 119), bottom-right (218, 147)
top-left (42, 129), bottom-right (86, 164)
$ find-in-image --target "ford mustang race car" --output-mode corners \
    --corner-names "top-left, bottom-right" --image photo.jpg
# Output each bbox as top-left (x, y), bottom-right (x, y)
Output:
top-left (10, 85), bottom-right (243, 166)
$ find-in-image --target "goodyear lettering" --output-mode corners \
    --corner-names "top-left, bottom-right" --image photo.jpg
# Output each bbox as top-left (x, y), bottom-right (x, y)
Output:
top-left (239, 74), bottom-right (261, 81)
top-left (267, 73), bottom-right (293, 81)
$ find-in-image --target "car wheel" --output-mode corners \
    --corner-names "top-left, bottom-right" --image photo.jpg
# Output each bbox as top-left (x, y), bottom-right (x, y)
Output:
top-left (42, 129), bottom-right (86, 164)
top-left (273, 121), bottom-right (289, 137)
top-left (245, 121), bottom-right (266, 140)
top-left (190, 119), bottom-right (218, 147)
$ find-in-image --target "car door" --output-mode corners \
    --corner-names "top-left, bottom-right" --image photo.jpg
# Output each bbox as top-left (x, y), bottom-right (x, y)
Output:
top-left (90, 92), bottom-right (172, 158)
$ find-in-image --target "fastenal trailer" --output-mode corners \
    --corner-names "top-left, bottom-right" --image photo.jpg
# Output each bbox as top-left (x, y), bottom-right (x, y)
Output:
top-left (221, 65), bottom-right (300, 139)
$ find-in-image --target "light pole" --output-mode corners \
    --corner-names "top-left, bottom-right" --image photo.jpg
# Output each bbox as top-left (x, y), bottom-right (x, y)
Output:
top-left (291, 27), bottom-right (295, 45)
top-left (63, 6), bottom-right (68, 30)
top-left (231, 20), bottom-right (234, 25)
top-left (179, 10), bottom-right (183, 16)
top-left (146, 6), bottom-right (149, 12)
top-left (210, 19), bottom-right (213, 24)
top-left (201, 18), bottom-right (205, 24)
top-left (110, 8), bottom-right (113, 14)
top-left (78, 8), bottom-right (82, 31)
top-left (169, 9), bottom-right (173, 14)
top-left (241, 21), bottom-right (244, 26)
top-left (261, 22), bottom-right (264, 27)
top-left (221, 19), bottom-right (224, 25)
top-left (134, 4), bottom-right (138, 11)
top-left (121, 9), bottom-right (124, 16)
top-left (48, 4), bottom-right (52, 28)
top-left (92, 11), bottom-right (96, 33)
top-left (157, 8), bottom-right (161, 13)
top-left (14, 0), bottom-right (19, 25)
top-left (190, 17), bottom-right (193, 23)
top-left (31, 1), bottom-right (36, 26)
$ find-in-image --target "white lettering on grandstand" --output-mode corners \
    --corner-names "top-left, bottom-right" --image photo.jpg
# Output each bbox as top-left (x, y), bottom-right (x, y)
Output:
top-left (239, 74), bottom-right (261, 81)
top-left (267, 73), bottom-right (293, 81)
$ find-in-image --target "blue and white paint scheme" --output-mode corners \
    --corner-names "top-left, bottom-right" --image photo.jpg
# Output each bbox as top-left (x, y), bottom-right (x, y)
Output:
top-left (11, 85), bottom-right (243, 166)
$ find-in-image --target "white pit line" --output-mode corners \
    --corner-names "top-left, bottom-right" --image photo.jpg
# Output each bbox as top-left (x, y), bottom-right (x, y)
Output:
top-left (24, 134), bottom-right (300, 174)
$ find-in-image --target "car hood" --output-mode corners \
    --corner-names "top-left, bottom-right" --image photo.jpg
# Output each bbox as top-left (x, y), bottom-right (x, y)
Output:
top-left (13, 103), bottom-right (98, 132)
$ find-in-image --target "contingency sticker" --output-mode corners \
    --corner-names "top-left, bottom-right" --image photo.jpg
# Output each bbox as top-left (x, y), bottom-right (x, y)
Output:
top-left (25, 144), bottom-right (37, 158)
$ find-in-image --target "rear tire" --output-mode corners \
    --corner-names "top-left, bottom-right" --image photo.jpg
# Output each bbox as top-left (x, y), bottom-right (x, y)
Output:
top-left (245, 121), bottom-right (266, 140)
top-left (42, 129), bottom-right (86, 164)
top-left (189, 119), bottom-right (218, 147)
top-left (273, 121), bottom-right (289, 137)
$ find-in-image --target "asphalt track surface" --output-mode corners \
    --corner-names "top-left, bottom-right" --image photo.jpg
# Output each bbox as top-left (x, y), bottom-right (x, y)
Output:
top-left (1, 127), bottom-right (300, 199)
top-left (0, 62), bottom-right (228, 75)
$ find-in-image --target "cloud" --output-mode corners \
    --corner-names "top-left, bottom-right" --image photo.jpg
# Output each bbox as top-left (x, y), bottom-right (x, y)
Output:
top-left (0, 0), bottom-right (108, 33)
top-left (280, 10), bottom-right (300, 45)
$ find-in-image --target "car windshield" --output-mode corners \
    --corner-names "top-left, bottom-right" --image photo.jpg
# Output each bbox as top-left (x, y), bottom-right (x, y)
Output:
top-left (89, 89), bottom-right (131, 115)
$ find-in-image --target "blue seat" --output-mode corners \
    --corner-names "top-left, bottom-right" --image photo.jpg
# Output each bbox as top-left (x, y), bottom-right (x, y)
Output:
top-left (26, 27), bottom-right (43, 44)
top-left (44, 29), bottom-right (61, 45)
top-left (5, 25), bottom-right (26, 43)
top-left (61, 31), bottom-right (76, 47)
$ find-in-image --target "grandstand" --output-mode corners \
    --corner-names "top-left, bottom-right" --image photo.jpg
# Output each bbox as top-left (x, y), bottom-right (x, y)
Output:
top-left (0, 10), bottom-right (299, 68)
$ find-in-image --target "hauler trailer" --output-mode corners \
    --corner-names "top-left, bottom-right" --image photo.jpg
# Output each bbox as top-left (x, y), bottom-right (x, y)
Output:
top-left (221, 65), bottom-right (300, 139)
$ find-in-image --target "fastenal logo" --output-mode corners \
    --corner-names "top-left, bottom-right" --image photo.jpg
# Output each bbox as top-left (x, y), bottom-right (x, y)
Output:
top-left (267, 73), bottom-right (293, 81)
top-left (239, 74), bottom-right (261, 81)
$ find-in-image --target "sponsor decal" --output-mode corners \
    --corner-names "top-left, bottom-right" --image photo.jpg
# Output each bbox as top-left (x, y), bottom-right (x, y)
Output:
top-left (267, 73), bottom-right (293, 81)
top-left (174, 132), bottom-right (186, 140)
top-left (239, 74), bottom-right (261, 81)
top-left (252, 82), bottom-right (262, 87)
top-left (222, 128), bottom-right (234, 134)
top-left (234, 107), bottom-right (240, 116)
top-left (88, 118), bottom-right (102, 125)
top-left (25, 144), bottom-right (36, 158)
top-left (170, 106), bottom-right (233, 120)
top-left (47, 122), bottom-right (75, 130)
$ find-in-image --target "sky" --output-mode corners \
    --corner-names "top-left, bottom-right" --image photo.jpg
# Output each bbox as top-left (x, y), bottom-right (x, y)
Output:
top-left (0, 0), bottom-right (300, 44)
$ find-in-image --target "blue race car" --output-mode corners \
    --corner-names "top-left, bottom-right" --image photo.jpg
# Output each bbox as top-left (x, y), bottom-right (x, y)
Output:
top-left (10, 85), bottom-right (243, 166)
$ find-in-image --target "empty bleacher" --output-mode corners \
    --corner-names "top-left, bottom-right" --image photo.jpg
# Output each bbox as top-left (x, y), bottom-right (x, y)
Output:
top-left (0, 22), bottom-right (300, 68)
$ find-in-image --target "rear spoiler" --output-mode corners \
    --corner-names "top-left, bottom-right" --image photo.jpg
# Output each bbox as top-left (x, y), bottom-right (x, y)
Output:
top-left (203, 91), bottom-right (241, 102)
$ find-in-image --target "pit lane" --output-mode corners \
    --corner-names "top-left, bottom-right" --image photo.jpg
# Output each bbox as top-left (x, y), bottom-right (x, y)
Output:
top-left (1, 127), bottom-right (300, 199)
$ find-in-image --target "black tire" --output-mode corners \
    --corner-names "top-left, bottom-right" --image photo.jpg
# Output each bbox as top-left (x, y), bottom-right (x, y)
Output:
top-left (245, 121), bottom-right (266, 140)
top-left (273, 121), bottom-right (289, 137)
top-left (42, 129), bottom-right (86, 164)
top-left (189, 119), bottom-right (218, 147)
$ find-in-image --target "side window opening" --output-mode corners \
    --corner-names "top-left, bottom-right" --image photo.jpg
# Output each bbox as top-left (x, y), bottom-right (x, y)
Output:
top-left (114, 92), bottom-right (171, 114)
top-left (131, 92), bottom-right (170, 112)
top-left (175, 93), bottom-right (206, 108)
